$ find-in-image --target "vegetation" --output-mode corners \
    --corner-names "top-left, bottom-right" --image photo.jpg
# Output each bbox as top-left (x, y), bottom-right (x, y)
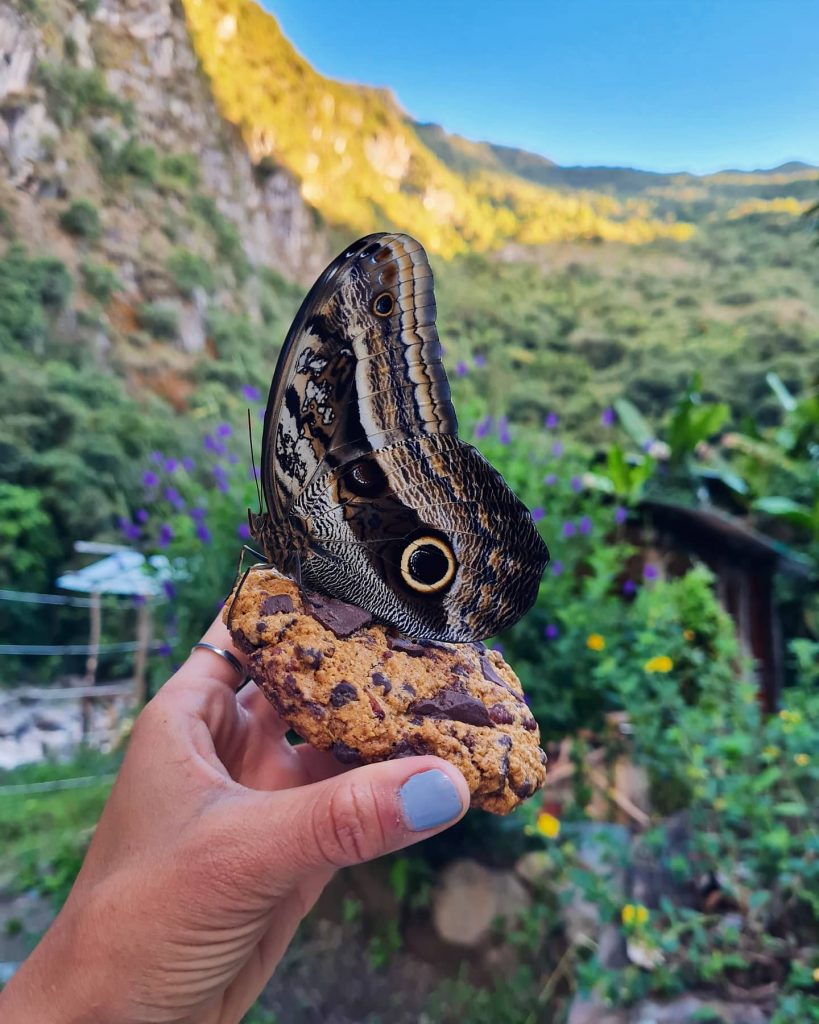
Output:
top-left (58, 199), bottom-right (102, 241)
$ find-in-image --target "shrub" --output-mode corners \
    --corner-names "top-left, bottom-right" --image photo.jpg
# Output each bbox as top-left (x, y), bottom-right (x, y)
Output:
top-left (191, 194), bottom-right (250, 283)
top-left (0, 246), bottom-right (72, 351)
top-left (137, 302), bottom-right (179, 340)
top-left (81, 261), bottom-right (122, 304)
top-left (167, 249), bottom-right (214, 297)
top-left (37, 64), bottom-right (130, 129)
top-left (159, 153), bottom-right (200, 191)
top-left (58, 199), bottom-right (101, 241)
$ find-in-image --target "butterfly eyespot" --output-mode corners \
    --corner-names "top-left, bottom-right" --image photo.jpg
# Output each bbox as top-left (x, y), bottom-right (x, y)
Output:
top-left (400, 536), bottom-right (456, 594)
top-left (372, 292), bottom-right (395, 317)
top-left (343, 458), bottom-right (387, 497)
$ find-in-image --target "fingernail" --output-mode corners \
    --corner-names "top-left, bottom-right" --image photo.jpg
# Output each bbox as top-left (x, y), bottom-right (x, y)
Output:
top-left (399, 769), bottom-right (464, 832)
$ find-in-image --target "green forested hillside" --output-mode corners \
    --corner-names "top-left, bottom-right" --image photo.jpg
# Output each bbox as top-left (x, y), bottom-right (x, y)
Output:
top-left (0, 0), bottom-right (817, 601)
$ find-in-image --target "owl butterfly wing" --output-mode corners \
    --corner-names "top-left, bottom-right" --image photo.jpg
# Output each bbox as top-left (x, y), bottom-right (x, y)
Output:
top-left (261, 233), bottom-right (454, 522)
top-left (293, 435), bottom-right (550, 642)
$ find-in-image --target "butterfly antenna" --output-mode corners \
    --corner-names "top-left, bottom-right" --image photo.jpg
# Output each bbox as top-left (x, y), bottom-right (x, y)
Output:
top-left (247, 408), bottom-right (263, 515)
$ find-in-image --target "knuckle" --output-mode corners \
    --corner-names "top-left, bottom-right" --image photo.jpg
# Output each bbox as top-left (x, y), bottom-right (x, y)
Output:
top-left (313, 781), bottom-right (385, 868)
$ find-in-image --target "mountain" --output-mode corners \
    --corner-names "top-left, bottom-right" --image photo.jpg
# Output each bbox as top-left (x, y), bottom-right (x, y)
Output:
top-left (179, 0), bottom-right (695, 256)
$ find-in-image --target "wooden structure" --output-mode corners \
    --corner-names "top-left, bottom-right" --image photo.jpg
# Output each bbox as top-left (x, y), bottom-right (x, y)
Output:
top-left (634, 500), bottom-right (811, 711)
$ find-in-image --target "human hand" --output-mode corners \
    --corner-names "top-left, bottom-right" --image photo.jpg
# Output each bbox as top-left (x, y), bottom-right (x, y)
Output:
top-left (0, 614), bottom-right (469, 1024)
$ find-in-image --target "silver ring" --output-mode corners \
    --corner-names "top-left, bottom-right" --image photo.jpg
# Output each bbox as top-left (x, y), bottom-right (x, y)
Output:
top-left (191, 641), bottom-right (246, 682)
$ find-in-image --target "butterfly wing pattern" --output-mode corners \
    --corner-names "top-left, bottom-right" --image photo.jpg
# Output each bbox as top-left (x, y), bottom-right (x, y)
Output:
top-left (253, 233), bottom-right (549, 642)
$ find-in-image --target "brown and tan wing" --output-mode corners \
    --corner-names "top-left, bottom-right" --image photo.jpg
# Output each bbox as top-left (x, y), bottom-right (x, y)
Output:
top-left (260, 233), bottom-right (455, 522)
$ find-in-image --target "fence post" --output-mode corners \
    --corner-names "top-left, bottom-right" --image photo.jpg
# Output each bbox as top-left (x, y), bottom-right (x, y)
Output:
top-left (133, 599), bottom-right (152, 707)
top-left (81, 590), bottom-right (102, 742)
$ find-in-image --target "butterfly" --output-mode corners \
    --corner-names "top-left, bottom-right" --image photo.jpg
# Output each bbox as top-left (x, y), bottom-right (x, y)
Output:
top-left (248, 233), bottom-right (549, 642)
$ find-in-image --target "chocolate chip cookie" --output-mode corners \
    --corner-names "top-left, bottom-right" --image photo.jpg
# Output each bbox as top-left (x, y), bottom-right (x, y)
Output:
top-left (225, 569), bottom-right (547, 814)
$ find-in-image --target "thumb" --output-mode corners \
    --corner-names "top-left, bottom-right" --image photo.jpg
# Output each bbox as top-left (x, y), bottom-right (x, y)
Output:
top-left (250, 756), bottom-right (469, 878)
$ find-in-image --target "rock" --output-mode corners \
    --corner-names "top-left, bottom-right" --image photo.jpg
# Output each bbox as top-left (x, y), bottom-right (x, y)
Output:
top-left (567, 994), bottom-right (771, 1024)
top-left (67, 12), bottom-right (95, 70)
top-left (0, 8), bottom-right (36, 100)
top-left (432, 858), bottom-right (530, 947)
top-left (560, 823), bottom-right (630, 948)
top-left (177, 295), bottom-right (207, 353)
top-left (515, 849), bottom-right (552, 885)
top-left (567, 996), bottom-right (629, 1024)
top-left (635, 995), bottom-right (769, 1023)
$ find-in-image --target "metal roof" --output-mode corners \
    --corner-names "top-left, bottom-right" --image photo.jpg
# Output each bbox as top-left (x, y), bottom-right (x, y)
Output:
top-left (639, 500), bottom-right (813, 578)
top-left (56, 551), bottom-right (173, 596)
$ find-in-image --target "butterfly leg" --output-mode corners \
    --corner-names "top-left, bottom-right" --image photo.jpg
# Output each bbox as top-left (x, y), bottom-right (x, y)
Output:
top-left (226, 545), bottom-right (274, 633)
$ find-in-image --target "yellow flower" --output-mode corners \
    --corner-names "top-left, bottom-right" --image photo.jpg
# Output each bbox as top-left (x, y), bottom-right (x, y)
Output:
top-left (644, 655), bottom-right (673, 673)
top-left (795, 753), bottom-right (810, 768)
top-left (683, 629), bottom-right (695, 642)
top-left (587, 633), bottom-right (606, 652)
top-left (762, 746), bottom-right (780, 760)
top-left (621, 903), bottom-right (649, 927)
top-left (714, 797), bottom-right (727, 812)
top-left (813, 966), bottom-right (819, 983)
top-left (778, 708), bottom-right (801, 724)
top-left (536, 812), bottom-right (561, 839)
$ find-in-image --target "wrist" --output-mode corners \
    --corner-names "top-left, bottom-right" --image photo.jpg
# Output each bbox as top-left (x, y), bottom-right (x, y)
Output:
top-left (0, 896), bottom-right (121, 1024)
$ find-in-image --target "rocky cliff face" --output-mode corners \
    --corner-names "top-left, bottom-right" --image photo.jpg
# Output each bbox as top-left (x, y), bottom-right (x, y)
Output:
top-left (1, 0), bottom-right (325, 280)
top-left (0, 0), bottom-right (329, 402)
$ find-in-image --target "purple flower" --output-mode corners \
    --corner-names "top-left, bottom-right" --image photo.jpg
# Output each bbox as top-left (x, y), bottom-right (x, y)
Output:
top-left (497, 416), bottom-right (511, 445)
top-left (163, 487), bottom-right (185, 511)
top-left (150, 450), bottom-right (164, 465)
top-left (156, 642), bottom-right (173, 657)
top-left (196, 522), bottom-right (212, 545)
top-left (190, 506), bottom-right (207, 521)
top-left (237, 522), bottom-right (251, 539)
top-left (562, 521), bottom-right (576, 538)
top-left (455, 361), bottom-right (468, 377)
top-left (544, 473), bottom-right (558, 486)
top-left (475, 415), bottom-right (493, 440)
top-left (579, 515), bottom-right (593, 536)
top-left (641, 439), bottom-right (654, 453)
top-left (601, 407), bottom-right (616, 428)
top-left (163, 458), bottom-right (178, 473)
top-left (551, 441), bottom-right (564, 458)
top-left (216, 422), bottom-right (232, 438)
top-left (643, 564), bottom-right (659, 581)
top-left (614, 505), bottom-right (628, 526)
top-left (248, 465), bottom-right (260, 481)
top-left (162, 581), bottom-right (177, 600)
top-left (203, 434), bottom-right (227, 456)
top-left (212, 463), bottom-right (227, 478)
top-left (473, 354), bottom-right (487, 368)
top-left (118, 518), bottom-right (141, 542)
top-left (544, 412), bottom-right (559, 430)
top-left (623, 579), bottom-right (637, 596)
top-left (157, 523), bottom-right (174, 548)
top-left (551, 560), bottom-right (564, 577)
top-left (182, 457), bottom-right (195, 472)
top-left (132, 594), bottom-right (146, 607)
top-left (531, 506), bottom-right (545, 522)
top-left (135, 508), bottom-right (149, 524)
top-left (142, 470), bottom-right (159, 488)
top-left (216, 477), bottom-right (230, 494)
top-left (545, 623), bottom-right (559, 640)
top-left (571, 475), bottom-right (583, 493)
top-left (242, 384), bottom-right (262, 402)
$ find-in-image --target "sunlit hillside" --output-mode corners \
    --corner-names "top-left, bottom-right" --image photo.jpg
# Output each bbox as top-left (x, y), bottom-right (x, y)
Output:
top-left (181, 0), bottom-right (695, 256)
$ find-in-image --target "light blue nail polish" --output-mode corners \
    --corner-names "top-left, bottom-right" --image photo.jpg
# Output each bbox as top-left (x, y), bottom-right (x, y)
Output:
top-left (400, 769), bottom-right (464, 832)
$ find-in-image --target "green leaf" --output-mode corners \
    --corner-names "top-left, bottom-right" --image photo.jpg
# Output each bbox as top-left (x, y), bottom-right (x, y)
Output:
top-left (766, 372), bottom-right (797, 412)
top-left (773, 801), bottom-right (808, 817)
top-left (614, 398), bottom-right (654, 448)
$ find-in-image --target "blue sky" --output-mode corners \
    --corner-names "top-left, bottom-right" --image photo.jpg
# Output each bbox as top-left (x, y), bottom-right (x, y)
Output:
top-left (265, 0), bottom-right (819, 174)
